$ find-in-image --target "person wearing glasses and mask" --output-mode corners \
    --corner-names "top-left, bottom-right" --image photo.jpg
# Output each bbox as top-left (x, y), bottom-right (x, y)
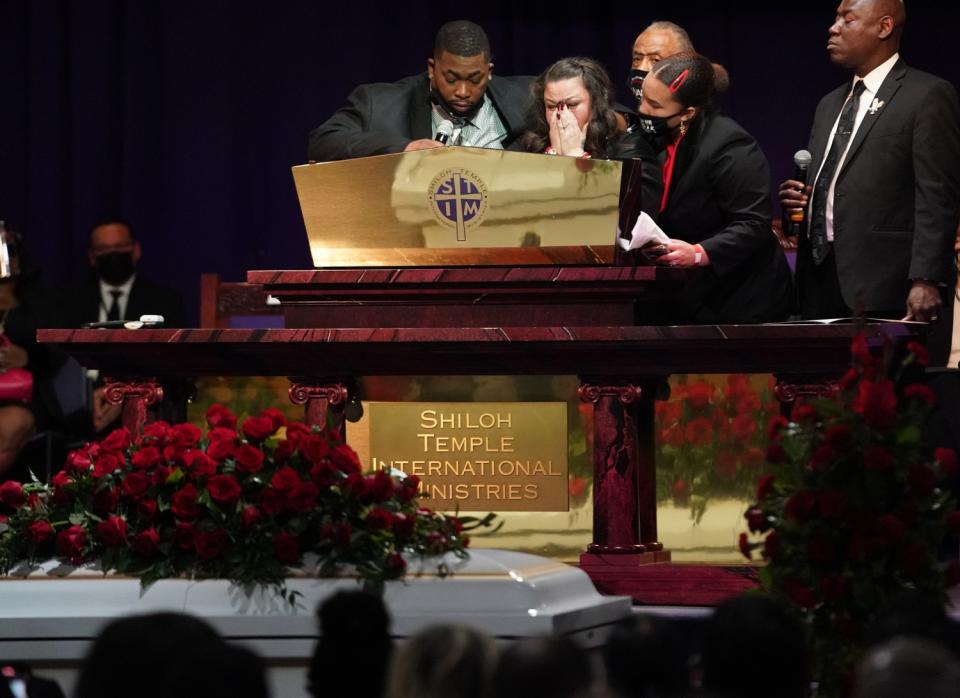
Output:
top-left (620, 53), bottom-right (792, 324)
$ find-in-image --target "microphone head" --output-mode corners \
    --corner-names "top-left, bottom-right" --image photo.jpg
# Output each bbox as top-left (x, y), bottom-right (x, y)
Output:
top-left (436, 120), bottom-right (455, 141)
top-left (793, 149), bottom-right (813, 168)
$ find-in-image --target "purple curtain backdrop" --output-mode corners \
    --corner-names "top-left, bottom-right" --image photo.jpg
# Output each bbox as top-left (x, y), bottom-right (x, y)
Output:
top-left (1, 1), bottom-right (957, 325)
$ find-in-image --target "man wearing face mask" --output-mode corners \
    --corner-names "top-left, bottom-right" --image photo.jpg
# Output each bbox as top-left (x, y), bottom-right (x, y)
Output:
top-left (307, 20), bottom-right (532, 161)
top-left (627, 21), bottom-right (695, 106)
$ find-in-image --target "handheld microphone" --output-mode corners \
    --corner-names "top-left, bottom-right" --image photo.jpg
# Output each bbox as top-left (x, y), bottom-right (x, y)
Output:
top-left (435, 120), bottom-right (454, 145)
top-left (789, 149), bottom-right (813, 236)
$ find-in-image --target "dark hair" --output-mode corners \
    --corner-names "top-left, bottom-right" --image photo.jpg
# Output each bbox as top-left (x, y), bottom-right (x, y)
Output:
top-left (649, 52), bottom-right (729, 115)
top-left (520, 56), bottom-right (618, 157)
top-left (433, 20), bottom-right (490, 60)
top-left (491, 636), bottom-right (592, 698)
top-left (90, 218), bottom-right (137, 243)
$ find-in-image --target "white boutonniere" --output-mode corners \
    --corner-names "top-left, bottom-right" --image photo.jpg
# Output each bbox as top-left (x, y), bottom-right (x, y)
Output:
top-left (867, 97), bottom-right (885, 115)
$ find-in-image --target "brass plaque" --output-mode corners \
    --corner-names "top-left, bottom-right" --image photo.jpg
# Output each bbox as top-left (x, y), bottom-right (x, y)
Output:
top-left (293, 146), bottom-right (623, 267)
top-left (368, 402), bottom-right (568, 511)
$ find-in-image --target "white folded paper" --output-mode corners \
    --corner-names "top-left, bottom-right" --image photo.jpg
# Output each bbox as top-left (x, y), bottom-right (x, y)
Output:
top-left (617, 211), bottom-right (671, 251)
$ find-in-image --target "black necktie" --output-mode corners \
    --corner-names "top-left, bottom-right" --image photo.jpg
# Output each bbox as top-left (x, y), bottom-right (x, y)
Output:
top-left (808, 80), bottom-right (867, 265)
top-left (106, 289), bottom-right (123, 322)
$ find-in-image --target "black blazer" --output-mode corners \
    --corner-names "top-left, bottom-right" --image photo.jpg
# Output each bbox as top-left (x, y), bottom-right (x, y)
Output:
top-left (623, 114), bottom-right (793, 324)
top-left (308, 73), bottom-right (533, 161)
top-left (798, 59), bottom-right (960, 315)
top-left (57, 276), bottom-right (185, 328)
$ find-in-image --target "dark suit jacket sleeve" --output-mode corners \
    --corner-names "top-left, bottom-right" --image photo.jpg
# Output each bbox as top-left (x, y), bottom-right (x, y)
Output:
top-left (307, 84), bottom-right (412, 161)
top-left (909, 79), bottom-right (960, 284)
top-left (698, 132), bottom-right (774, 278)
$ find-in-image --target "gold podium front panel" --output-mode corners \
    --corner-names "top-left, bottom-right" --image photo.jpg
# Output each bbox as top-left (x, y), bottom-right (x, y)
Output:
top-left (293, 146), bottom-right (623, 267)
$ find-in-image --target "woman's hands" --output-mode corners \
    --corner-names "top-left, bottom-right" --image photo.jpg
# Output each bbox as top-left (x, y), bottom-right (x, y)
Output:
top-left (656, 240), bottom-right (709, 268)
top-left (0, 343), bottom-right (28, 371)
top-left (547, 103), bottom-right (588, 157)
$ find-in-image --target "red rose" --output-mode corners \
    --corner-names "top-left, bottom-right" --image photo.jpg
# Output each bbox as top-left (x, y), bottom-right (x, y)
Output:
top-left (341, 472), bottom-right (367, 498)
top-left (683, 417), bottom-right (713, 447)
top-left (685, 382), bottom-right (715, 408)
top-left (271, 466), bottom-right (301, 493)
top-left (162, 445), bottom-right (188, 468)
top-left (92, 487), bottom-right (119, 515)
top-left (767, 441), bottom-right (790, 464)
top-left (947, 510), bottom-right (960, 537)
top-left (385, 552), bottom-right (406, 575)
top-left (26, 520), bottom-right (54, 544)
top-left (288, 482), bottom-right (319, 513)
top-left (207, 474), bottom-right (242, 508)
top-left (141, 421), bottom-right (172, 444)
top-left (766, 415), bottom-right (789, 440)
top-left (864, 446), bottom-right (894, 472)
top-left (299, 433), bottom-right (331, 464)
top-left (132, 446), bottom-right (162, 471)
top-left (392, 512), bottom-right (416, 538)
top-left (763, 530), bottom-right (780, 559)
top-left (242, 416), bottom-right (277, 443)
top-left (172, 423), bottom-right (202, 448)
top-left (174, 522), bottom-right (195, 551)
top-left (363, 470), bottom-right (396, 503)
top-left (906, 341), bottom-right (930, 367)
top-left (729, 414), bottom-right (757, 442)
top-left (64, 449), bottom-right (92, 474)
top-left (838, 367), bottom-right (859, 391)
top-left (756, 474), bottom-right (775, 500)
top-left (241, 505), bottom-right (262, 528)
top-left (819, 491), bottom-right (847, 519)
top-left (272, 439), bottom-right (295, 464)
top-left (366, 507), bottom-right (394, 529)
top-left (136, 499), bottom-right (158, 523)
top-left (785, 491), bottom-right (817, 522)
top-left (659, 423), bottom-right (684, 448)
top-left (807, 534), bottom-right (836, 564)
top-left (791, 403), bottom-right (817, 422)
top-left (824, 424), bottom-right (855, 451)
top-left (206, 403), bottom-right (237, 430)
top-left (745, 507), bottom-right (770, 533)
top-left (399, 474), bottom-right (421, 501)
top-left (194, 528), bottom-right (228, 560)
top-left (784, 579), bottom-right (816, 609)
top-left (850, 333), bottom-right (872, 365)
top-left (310, 461), bottom-right (339, 488)
top-left (234, 444), bottom-right (265, 474)
top-left (185, 450), bottom-right (217, 478)
top-left (903, 383), bottom-right (935, 407)
top-left (260, 407), bottom-right (287, 431)
top-left (273, 532), bottom-right (300, 564)
top-left (910, 463), bottom-right (937, 496)
top-left (121, 471), bottom-right (151, 500)
top-left (131, 528), bottom-right (160, 556)
top-left (852, 379), bottom-right (898, 430)
top-left (259, 487), bottom-right (285, 516)
top-left (88, 452), bottom-right (121, 479)
top-left (331, 444), bottom-right (362, 474)
top-left (205, 436), bottom-right (236, 462)
top-left (101, 427), bottom-right (131, 453)
top-left (171, 484), bottom-right (201, 520)
top-left (97, 515), bottom-right (128, 547)
top-left (284, 422), bottom-right (312, 449)
top-left (935, 448), bottom-right (959, 476)
top-left (56, 525), bottom-right (87, 564)
top-left (0, 481), bottom-right (25, 509)
top-left (671, 479), bottom-right (690, 505)
top-left (820, 574), bottom-right (850, 603)
top-left (153, 465), bottom-right (173, 487)
top-left (738, 532), bottom-right (752, 559)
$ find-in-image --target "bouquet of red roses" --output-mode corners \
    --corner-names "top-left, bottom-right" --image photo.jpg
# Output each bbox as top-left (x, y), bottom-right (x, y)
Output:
top-left (0, 404), bottom-right (472, 595)
top-left (739, 335), bottom-right (960, 696)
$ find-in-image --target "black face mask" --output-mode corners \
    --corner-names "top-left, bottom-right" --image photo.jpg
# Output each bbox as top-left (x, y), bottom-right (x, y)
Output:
top-left (429, 84), bottom-right (484, 125)
top-left (627, 68), bottom-right (648, 100)
top-left (95, 252), bottom-right (135, 285)
top-left (636, 109), bottom-right (685, 139)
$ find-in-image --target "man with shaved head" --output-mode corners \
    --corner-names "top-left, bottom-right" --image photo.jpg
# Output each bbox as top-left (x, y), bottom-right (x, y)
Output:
top-left (780, 0), bottom-right (960, 337)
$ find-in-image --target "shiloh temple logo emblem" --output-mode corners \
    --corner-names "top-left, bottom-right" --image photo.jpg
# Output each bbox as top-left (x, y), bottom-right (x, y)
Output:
top-left (428, 168), bottom-right (489, 241)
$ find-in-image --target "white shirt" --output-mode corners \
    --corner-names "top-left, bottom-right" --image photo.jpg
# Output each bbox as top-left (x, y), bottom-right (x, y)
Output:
top-left (98, 274), bottom-right (136, 322)
top-left (812, 52), bottom-right (899, 242)
top-left (431, 95), bottom-right (508, 149)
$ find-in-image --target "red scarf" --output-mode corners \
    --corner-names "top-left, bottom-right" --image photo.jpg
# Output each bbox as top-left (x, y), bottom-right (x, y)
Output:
top-left (659, 130), bottom-right (687, 213)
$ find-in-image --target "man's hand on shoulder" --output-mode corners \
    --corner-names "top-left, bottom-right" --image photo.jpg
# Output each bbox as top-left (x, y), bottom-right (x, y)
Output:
top-left (902, 279), bottom-right (944, 323)
top-left (403, 139), bottom-right (444, 152)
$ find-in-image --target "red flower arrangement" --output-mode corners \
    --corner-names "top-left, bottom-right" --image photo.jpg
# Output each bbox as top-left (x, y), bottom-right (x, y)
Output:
top-left (0, 404), bottom-right (475, 596)
top-left (740, 336), bottom-right (960, 697)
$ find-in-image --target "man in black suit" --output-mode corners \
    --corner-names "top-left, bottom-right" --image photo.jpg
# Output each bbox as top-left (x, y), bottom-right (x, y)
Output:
top-left (308, 20), bottom-right (532, 161)
top-left (779, 0), bottom-right (960, 332)
top-left (59, 219), bottom-right (184, 432)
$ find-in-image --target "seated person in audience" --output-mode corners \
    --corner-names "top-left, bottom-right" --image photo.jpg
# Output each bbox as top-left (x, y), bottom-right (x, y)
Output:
top-left (0, 226), bottom-right (60, 478)
top-left (491, 636), bottom-right (593, 698)
top-left (386, 624), bottom-right (495, 698)
top-left (57, 219), bottom-right (184, 434)
top-left (853, 637), bottom-right (960, 698)
top-left (621, 53), bottom-right (793, 323)
top-left (308, 20), bottom-right (532, 161)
